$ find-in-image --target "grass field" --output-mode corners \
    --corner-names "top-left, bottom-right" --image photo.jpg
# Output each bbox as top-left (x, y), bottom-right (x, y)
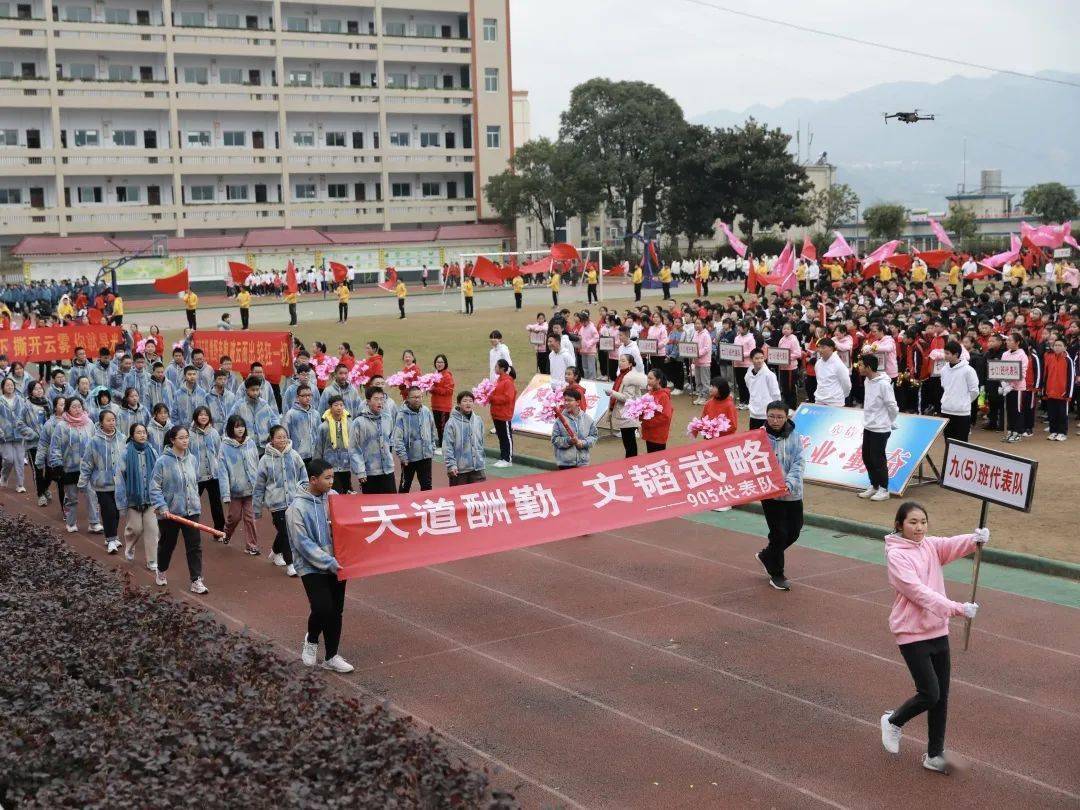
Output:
top-left (171, 297), bottom-right (1077, 564)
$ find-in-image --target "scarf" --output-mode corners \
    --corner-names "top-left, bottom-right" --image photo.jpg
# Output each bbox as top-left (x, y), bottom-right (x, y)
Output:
top-left (61, 409), bottom-right (91, 429)
top-left (322, 409), bottom-right (350, 448)
top-left (609, 367), bottom-right (630, 411)
top-left (124, 440), bottom-right (156, 508)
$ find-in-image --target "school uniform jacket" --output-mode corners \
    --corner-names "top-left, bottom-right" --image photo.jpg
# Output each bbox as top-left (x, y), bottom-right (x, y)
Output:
top-left (392, 404), bottom-right (437, 463)
top-left (218, 437), bottom-right (259, 499)
top-left (253, 441), bottom-right (307, 516)
top-left (77, 426), bottom-right (125, 492)
top-left (349, 404), bottom-right (395, 478)
top-left (149, 447), bottom-right (201, 516)
top-left (1042, 352), bottom-right (1075, 401)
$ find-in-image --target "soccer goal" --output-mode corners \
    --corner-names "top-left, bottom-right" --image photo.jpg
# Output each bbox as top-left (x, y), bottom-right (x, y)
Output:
top-left (447, 246), bottom-right (607, 315)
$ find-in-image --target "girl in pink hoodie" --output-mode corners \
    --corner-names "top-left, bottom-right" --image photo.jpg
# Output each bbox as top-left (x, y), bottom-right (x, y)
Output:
top-left (880, 501), bottom-right (987, 774)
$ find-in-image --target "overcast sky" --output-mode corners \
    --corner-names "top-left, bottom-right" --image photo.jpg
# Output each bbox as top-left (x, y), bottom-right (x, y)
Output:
top-left (511, 0), bottom-right (1080, 138)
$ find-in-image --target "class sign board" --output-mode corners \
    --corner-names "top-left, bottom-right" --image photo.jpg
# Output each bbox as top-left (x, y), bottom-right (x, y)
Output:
top-left (678, 341), bottom-right (699, 359)
top-left (939, 439), bottom-right (1037, 512)
top-left (767, 346), bottom-right (790, 366)
top-left (987, 360), bottom-right (1022, 382)
top-left (598, 336), bottom-right (615, 352)
top-left (717, 342), bottom-right (744, 362)
top-left (637, 338), bottom-right (659, 355)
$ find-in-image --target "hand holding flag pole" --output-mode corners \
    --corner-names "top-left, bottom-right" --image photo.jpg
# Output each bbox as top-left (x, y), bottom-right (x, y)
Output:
top-left (963, 500), bottom-right (990, 652)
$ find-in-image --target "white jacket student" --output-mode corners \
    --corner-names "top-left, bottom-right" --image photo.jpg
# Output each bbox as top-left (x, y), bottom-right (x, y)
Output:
top-left (746, 364), bottom-right (781, 419)
top-left (862, 374), bottom-right (900, 433)
top-left (814, 353), bottom-right (852, 407)
top-left (938, 359), bottom-right (980, 417)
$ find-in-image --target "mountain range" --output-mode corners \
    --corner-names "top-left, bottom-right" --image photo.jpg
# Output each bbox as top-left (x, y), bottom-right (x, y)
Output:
top-left (691, 71), bottom-right (1079, 213)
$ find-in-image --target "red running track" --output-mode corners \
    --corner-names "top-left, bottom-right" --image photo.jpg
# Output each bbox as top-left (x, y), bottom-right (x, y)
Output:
top-left (7, 472), bottom-right (1077, 809)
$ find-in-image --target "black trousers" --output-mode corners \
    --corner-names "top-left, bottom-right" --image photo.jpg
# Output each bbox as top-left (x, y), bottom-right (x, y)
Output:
top-left (514, 292), bottom-right (522, 310)
top-left (804, 376), bottom-right (817, 403)
top-left (645, 441), bottom-right (666, 453)
top-left (942, 413), bottom-right (971, 443)
top-left (665, 357), bottom-right (685, 391)
top-left (465, 297), bottom-right (473, 314)
top-left (861, 429), bottom-right (890, 490)
top-left (398, 299), bottom-right (406, 318)
top-left (332, 470), bottom-right (351, 495)
top-left (449, 469), bottom-right (486, 487)
top-left (735, 367), bottom-right (749, 404)
top-left (157, 514), bottom-right (202, 582)
top-left (620, 427), bottom-right (638, 458)
top-left (27, 447), bottom-right (49, 497)
top-left (240, 307), bottom-right (249, 329)
top-left (47, 465), bottom-right (64, 512)
top-left (1046, 398), bottom-right (1068, 434)
top-left (1005, 390), bottom-right (1022, 433)
top-left (96, 490), bottom-right (120, 540)
top-left (493, 419), bottom-right (513, 462)
top-left (760, 498), bottom-right (803, 578)
top-left (288, 303), bottom-right (297, 325)
top-left (360, 473), bottom-right (396, 494)
top-left (701, 280), bottom-right (709, 297)
top-left (921, 377), bottom-right (942, 414)
top-left (338, 302), bottom-right (348, 322)
top-left (985, 388), bottom-right (1003, 430)
top-left (433, 410), bottom-right (450, 445)
top-left (1020, 391), bottom-right (1036, 434)
top-left (552, 291), bottom-right (559, 307)
top-left (587, 284), bottom-right (597, 304)
top-left (399, 457), bottom-right (433, 492)
top-left (661, 282), bottom-right (670, 299)
top-left (271, 509), bottom-right (292, 563)
top-left (198, 478), bottom-right (226, 530)
top-left (301, 572), bottom-right (347, 659)
top-left (890, 635), bottom-right (951, 758)
top-left (779, 369), bottom-right (798, 411)
top-left (186, 310), bottom-right (196, 330)
top-left (633, 283), bottom-right (642, 302)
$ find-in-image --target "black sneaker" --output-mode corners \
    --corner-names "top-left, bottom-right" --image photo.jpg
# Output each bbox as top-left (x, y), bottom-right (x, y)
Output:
top-left (769, 576), bottom-right (791, 591)
top-left (755, 551), bottom-right (770, 577)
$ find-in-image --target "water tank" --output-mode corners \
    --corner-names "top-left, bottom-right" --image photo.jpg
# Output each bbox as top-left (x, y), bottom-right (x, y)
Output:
top-left (981, 170), bottom-right (1002, 193)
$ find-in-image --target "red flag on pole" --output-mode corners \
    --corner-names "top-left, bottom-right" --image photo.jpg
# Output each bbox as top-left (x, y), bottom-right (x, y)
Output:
top-left (379, 267), bottom-right (397, 292)
top-left (800, 235), bottom-right (817, 261)
top-left (228, 261), bottom-right (254, 285)
top-left (471, 255), bottom-right (504, 285)
top-left (329, 261), bottom-right (348, 284)
top-left (285, 260), bottom-right (298, 294)
top-left (153, 268), bottom-right (189, 295)
top-left (550, 243), bottom-right (580, 262)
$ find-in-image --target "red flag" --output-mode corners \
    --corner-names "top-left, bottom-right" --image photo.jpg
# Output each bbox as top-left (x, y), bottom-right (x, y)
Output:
top-left (886, 253), bottom-right (913, 272)
top-left (861, 261), bottom-right (881, 280)
top-left (285, 260), bottom-right (298, 294)
top-left (746, 257), bottom-right (759, 294)
top-left (153, 268), bottom-right (189, 295)
top-left (471, 255), bottom-right (504, 286)
top-left (604, 263), bottom-right (627, 277)
top-left (519, 255), bottom-right (554, 276)
top-left (329, 261), bottom-right (348, 284)
top-left (800, 235), bottom-right (817, 261)
top-left (499, 261), bottom-right (522, 281)
top-left (87, 308), bottom-right (104, 324)
top-left (228, 261), bottom-right (254, 285)
top-left (550, 243), bottom-right (580, 262)
top-left (379, 267), bottom-right (397, 292)
top-left (914, 249), bottom-right (952, 268)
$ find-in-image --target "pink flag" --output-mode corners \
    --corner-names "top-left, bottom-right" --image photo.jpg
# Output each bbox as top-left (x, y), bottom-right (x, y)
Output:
top-left (800, 235), bottom-right (817, 261)
top-left (823, 231), bottom-right (854, 258)
top-left (982, 243), bottom-right (1019, 269)
top-left (763, 243), bottom-right (797, 292)
top-left (718, 221), bottom-right (747, 258)
top-left (928, 218), bottom-right (953, 249)
top-left (1064, 222), bottom-right (1079, 251)
top-left (860, 239), bottom-right (901, 268)
top-left (1010, 233), bottom-right (1022, 253)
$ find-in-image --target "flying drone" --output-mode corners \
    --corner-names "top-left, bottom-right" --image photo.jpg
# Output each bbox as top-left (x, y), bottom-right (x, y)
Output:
top-left (883, 110), bottom-right (935, 124)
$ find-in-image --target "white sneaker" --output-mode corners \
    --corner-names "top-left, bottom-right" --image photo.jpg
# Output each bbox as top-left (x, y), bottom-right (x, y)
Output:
top-left (285, 563), bottom-right (297, 577)
top-left (146, 562), bottom-right (158, 572)
top-left (493, 460), bottom-right (511, 468)
top-left (189, 578), bottom-right (208, 594)
top-left (857, 486), bottom-right (877, 499)
top-left (712, 506), bottom-right (731, 512)
top-left (37, 495), bottom-right (47, 507)
top-left (155, 571), bottom-right (168, 586)
top-left (269, 552), bottom-right (286, 566)
top-left (489, 427), bottom-right (497, 435)
top-left (321, 655), bottom-right (355, 673)
top-left (922, 754), bottom-right (948, 774)
top-left (870, 488), bottom-right (891, 501)
top-left (89, 523), bottom-right (104, 534)
top-left (66, 524), bottom-right (79, 533)
top-left (1055, 434), bottom-right (1067, 441)
top-left (301, 638), bottom-right (318, 667)
top-left (434, 447), bottom-right (443, 456)
top-left (671, 388), bottom-right (683, 396)
top-left (880, 712), bottom-right (902, 754)
top-left (106, 539), bottom-right (121, 554)
top-left (15, 486), bottom-right (25, 493)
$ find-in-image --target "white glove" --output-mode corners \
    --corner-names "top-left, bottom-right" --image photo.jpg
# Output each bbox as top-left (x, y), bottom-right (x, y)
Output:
top-left (974, 527), bottom-right (990, 545)
top-left (962, 602), bottom-right (979, 619)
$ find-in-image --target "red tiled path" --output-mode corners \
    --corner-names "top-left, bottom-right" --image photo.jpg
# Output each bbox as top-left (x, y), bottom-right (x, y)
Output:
top-left (7, 469), bottom-right (1077, 809)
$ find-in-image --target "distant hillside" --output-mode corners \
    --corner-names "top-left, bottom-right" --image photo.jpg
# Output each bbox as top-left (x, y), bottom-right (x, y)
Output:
top-left (691, 71), bottom-right (1080, 211)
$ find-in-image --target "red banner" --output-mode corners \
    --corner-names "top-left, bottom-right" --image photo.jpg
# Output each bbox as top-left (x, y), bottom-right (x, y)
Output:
top-left (0, 325), bottom-right (121, 363)
top-left (330, 430), bottom-right (786, 581)
top-left (191, 331), bottom-right (293, 383)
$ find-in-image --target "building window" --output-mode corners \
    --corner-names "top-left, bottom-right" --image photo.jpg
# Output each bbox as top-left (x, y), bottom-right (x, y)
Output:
top-left (111, 129), bottom-right (136, 146)
top-left (419, 132), bottom-right (440, 148)
top-left (104, 8), bottom-right (130, 24)
top-left (107, 65), bottom-right (133, 81)
top-left (421, 181), bottom-right (440, 197)
top-left (77, 186), bottom-right (103, 203)
top-left (322, 70), bottom-right (344, 87)
top-left (417, 73), bottom-right (437, 89)
top-left (226, 184), bottom-right (248, 201)
top-left (189, 184), bottom-right (214, 201)
top-left (325, 131), bottom-right (345, 147)
top-left (320, 18), bottom-right (341, 33)
top-left (287, 70), bottom-right (312, 87)
top-left (383, 21), bottom-right (405, 36)
top-left (73, 129), bottom-right (100, 146)
top-left (292, 131), bottom-right (314, 147)
top-left (0, 129), bottom-right (19, 146)
top-left (483, 68), bottom-right (499, 92)
top-left (0, 188), bottom-right (22, 205)
top-left (183, 66), bottom-right (208, 84)
top-left (416, 22), bottom-right (436, 38)
top-left (69, 63), bottom-right (96, 80)
top-left (216, 13), bottom-right (239, 28)
top-left (284, 16), bottom-right (309, 32)
top-left (385, 72), bottom-right (407, 88)
top-left (64, 6), bottom-right (91, 22)
top-left (327, 183), bottom-right (347, 199)
top-left (222, 130), bottom-right (246, 147)
top-left (485, 125), bottom-right (500, 148)
top-left (0, 62), bottom-right (13, 79)
top-left (483, 18), bottom-right (497, 41)
top-left (391, 182), bottom-right (411, 198)
top-left (219, 67), bottom-right (243, 85)
top-left (116, 185), bottom-right (140, 203)
top-left (178, 11), bottom-right (204, 27)
top-left (389, 131), bottom-right (410, 147)
top-left (186, 130), bottom-right (211, 147)
top-left (293, 183), bottom-right (316, 200)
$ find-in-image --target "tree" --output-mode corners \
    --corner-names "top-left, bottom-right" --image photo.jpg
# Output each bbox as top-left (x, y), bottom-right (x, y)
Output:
top-left (659, 126), bottom-right (736, 254)
top-left (715, 118), bottom-right (811, 248)
top-left (808, 183), bottom-right (859, 232)
top-left (942, 204), bottom-right (978, 245)
top-left (559, 79), bottom-right (686, 253)
top-left (863, 203), bottom-right (907, 241)
top-left (1022, 182), bottom-right (1079, 224)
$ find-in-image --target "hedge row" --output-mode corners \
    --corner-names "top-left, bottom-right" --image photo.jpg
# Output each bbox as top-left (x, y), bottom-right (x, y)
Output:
top-left (0, 512), bottom-right (516, 808)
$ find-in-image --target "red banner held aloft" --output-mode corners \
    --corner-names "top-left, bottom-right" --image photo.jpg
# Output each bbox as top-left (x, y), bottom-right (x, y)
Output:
top-left (153, 268), bottom-right (189, 295)
top-left (229, 261), bottom-right (254, 285)
top-left (0, 325), bottom-right (121, 364)
top-left (330, 430), bottom-right (787, 581)
top-left (191, 330), bottom-right (293, 383)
